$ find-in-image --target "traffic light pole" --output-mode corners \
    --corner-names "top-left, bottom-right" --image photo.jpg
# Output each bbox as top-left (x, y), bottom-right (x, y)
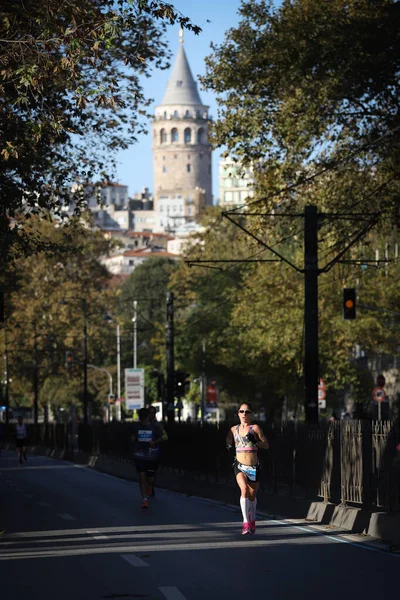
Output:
top-left (304, 206), bottom-right (319, 421)
top-left (166, 292), bottom-right (175, 424)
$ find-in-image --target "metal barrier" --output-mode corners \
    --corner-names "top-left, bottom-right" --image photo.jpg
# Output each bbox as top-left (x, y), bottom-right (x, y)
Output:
top-left (3, 419), bottom-right (399, 512)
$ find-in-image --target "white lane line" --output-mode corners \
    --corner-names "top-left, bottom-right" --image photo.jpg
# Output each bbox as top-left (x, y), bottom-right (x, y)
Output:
top-left (121, 553), bottom-right (150, 567)
top-left (38, 501), bottom-right (50, 507)
top-left (87, 530), bottom-right (108, 540)
top-left (57, 513), bottom-right (76, 521)
top-left (159, 587), bottom-right (187, 600)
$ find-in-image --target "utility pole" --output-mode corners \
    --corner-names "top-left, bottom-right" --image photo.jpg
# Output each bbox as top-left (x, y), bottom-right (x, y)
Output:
top-left (166, 292), bottom-right (175, 424)
top-left (82, 299), bottom-right (89, 426)
top-left (33, 319), bottom-right (39, 428)
top-left (4, 325), bottom-right (9, 426)
top-left (304, 205), bottom-right (319, 421)
top-left (116, 323), bottom-right (121, 421)
top-left (200, 339), bottom-right (206, 424)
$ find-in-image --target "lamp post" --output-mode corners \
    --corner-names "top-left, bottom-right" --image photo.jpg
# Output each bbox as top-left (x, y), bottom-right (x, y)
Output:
top-left (104, 314), bottom-right (121, 421)
top-left (132, 300), bottom-right (137, 369)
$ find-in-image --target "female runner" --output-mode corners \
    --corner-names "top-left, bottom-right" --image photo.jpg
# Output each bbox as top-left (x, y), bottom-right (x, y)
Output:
top-left (226, 403), bottom-right (269, 534)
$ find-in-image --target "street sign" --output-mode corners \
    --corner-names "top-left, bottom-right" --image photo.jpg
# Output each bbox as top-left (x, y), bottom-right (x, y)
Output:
top-left (318, 388), bottom-right (326, 401)
top-left (124, 368), bottom-right (145, 410)
top-left (318, 378), bottom-right (326, 391)
top-left (372, 387), bottom-right (385, 403)
top-left (318, 399), bottom-right (326, 409)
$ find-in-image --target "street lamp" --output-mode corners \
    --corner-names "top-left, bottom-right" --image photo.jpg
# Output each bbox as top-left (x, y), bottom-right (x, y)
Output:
top-left (132, 300), bottom-right (137, 369)
top-left (104, 313), bottom-right (121, 421)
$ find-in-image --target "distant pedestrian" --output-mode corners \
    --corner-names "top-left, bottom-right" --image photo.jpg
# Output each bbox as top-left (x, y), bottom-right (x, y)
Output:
top-left (131, 408), bottom-right (166, 509)
top-left (226, 403), bottom-right (269, 535)
top-left (15, 416), bottom-right (28, 465)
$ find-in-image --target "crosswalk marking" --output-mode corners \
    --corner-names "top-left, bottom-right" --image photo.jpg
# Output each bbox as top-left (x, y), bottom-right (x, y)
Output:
top-left (120, 553), bottom-right (150, 567)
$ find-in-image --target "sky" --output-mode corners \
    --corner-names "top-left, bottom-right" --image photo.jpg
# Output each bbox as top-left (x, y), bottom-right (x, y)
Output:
top-left (115, 0), bottom-right (247, 201)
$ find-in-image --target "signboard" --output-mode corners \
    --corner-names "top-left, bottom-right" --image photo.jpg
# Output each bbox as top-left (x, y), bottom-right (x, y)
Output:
top-left (206, 378), bottom-right (218, 408)
top-left (372, 387), bottom-right (385, 403)
top-left (318, 388), bottom-right (326, 401)
top-left (124, 368), bottom-right (145, 410)
top-left (318, 399), bottom-right (326, 409)
top-left (318, 379), bottom-right (326, 391)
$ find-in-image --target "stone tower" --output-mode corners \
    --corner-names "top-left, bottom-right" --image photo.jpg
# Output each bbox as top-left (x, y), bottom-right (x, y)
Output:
top-left (152, 32), bottom-right (212, 229)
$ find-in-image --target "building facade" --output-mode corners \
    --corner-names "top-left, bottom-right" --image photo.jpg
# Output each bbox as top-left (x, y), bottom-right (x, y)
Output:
top-left (152, 33), bottom-right (212, 224)
top-left (218, 157), bottom-right (254, 207)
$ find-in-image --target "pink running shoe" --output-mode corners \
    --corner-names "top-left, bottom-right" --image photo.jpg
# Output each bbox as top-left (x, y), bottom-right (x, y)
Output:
top-left (249, 520), bottom-right (256, 535)
top-left (242, 522), bottom-right (251, 535)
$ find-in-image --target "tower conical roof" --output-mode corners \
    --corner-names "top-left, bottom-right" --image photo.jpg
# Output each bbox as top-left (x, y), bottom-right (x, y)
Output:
top-left (160, 44), bottom-right (203, 106)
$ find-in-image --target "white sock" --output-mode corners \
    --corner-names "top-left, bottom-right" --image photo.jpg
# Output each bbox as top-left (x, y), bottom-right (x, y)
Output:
top-left (250, 498), bottom-right (257, 521)
top-left (240, 497), bottom-right (250, 523)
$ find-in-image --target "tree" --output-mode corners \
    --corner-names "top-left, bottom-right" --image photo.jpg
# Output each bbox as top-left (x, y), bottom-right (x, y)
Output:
top-left (0, 1), bottom-right (200, 264)
top-left (117, 257), bottom-right (179, 367)
top-left (202, 0), bottom-right (400, 214)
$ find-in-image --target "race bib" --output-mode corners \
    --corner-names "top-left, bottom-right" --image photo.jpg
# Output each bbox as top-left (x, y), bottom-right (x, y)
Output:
top-left (238, 464), bottom-right (257, 481)
top-left (138, 429), bottom-right (152, 443)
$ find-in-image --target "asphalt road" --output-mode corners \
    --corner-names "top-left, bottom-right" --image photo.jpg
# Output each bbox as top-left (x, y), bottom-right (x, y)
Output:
top-left (0, 449), bottom-right (398, 600)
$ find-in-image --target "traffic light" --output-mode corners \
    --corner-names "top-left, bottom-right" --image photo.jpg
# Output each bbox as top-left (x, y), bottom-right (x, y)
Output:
top-left (174, 371), bottom-right (190, 398)
top-left (343, 288), bottom-right (356, 320)
top-left (65, 350), bottom-right (74, 369)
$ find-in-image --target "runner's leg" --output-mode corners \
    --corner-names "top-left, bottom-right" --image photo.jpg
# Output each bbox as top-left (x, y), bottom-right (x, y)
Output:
top-left (23, 443), bottom-right (27, 461)
top-left (248, 481), bottom-right (259, 533)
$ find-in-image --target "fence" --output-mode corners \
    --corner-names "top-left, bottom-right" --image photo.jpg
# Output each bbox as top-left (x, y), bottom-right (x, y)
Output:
top-left (3, 419), bottom-right (400, 513)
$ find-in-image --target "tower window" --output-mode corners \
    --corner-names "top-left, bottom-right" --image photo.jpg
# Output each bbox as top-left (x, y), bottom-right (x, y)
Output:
top-left (197, 128), bottom-right (204, 144)
top-left (177, 81), bottom-right (183, 87)
top-left (187, 164), bottom-right (191, 172)
top-left (184, 128), bottom-right (192, 143)
top-left (187, 154), bottom-right (191, 160)
top-left (174, 110), bottom-right (179, 117)
top-left (171, 128), bottom-right (178, 142)
top-left (160, 129), bottom-right (167, 144)
top-left (185, 110), bottom-right (190, 118)
top-left (163, 166), bottom-right (167, 173)
top-left (174, 154), bottom-right (177, 159)
top-left (163, 111), bottom-right (167, 119)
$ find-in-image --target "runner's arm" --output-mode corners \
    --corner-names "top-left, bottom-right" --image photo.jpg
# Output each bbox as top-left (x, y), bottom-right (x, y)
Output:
top-left (253, 425), bottom-right (269, 450)
top-left (226, 427), bottom-right (234, 449)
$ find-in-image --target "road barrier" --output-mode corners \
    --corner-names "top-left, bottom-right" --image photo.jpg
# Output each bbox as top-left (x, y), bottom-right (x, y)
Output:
top-left (2, 419), bottom-right (400, 512)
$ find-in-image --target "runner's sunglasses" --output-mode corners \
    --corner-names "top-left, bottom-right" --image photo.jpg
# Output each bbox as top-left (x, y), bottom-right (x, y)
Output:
top-left (239, 409), bottom-right (252, 414)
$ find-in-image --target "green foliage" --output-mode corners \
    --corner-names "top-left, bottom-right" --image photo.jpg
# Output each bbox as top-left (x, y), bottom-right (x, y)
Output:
top-left (0, 0), bottom-right (199, 263)
top-left (117, 257), bottom-right (178, 367)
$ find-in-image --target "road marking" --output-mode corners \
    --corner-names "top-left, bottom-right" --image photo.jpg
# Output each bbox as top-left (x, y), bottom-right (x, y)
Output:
top-left (121, 553), bottom-right (150, 567)
top-left (87, 530), bottom-right (108, 540)
top-left (38, 501), bottom-right (50, 507)
top-left (57, 513), bottom-right (76, 521)
top-left (159, 587), bottom-right (187, 600)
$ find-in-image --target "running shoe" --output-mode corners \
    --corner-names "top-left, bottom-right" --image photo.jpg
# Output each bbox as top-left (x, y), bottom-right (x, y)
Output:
top-left (241, 522), bottom-right (250, 535)
top-left (141, 498), bottom-right (149, 509)
top-left (249, 520), bottom-right (256, 535)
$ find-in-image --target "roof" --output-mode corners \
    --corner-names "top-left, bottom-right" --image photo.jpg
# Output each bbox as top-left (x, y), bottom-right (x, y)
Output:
top-left (124, 249), bottom-right (180, 259)
top-left (160, 45), bottom-right (203, 106)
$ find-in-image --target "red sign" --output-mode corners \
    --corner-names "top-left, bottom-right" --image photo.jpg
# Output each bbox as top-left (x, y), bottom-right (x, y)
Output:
top-left (318, 388), bottom-right (326, 401)
top-left (372, 387), bottom-right (385, 403)
top-left (318, 379), bottom-right (326, 391)
top-left (206, 379), bottom-right (218, 407)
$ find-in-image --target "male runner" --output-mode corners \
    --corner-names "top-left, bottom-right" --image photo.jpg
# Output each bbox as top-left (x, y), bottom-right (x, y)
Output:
top-left (131, 408), bottom-right (166, 508)
top-left (15, 416), bottom-right (28, 465)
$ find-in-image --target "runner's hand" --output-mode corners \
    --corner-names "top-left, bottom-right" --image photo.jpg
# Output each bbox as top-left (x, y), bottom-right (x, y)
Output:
top-left (247, 431), bottom-right (258, 444)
